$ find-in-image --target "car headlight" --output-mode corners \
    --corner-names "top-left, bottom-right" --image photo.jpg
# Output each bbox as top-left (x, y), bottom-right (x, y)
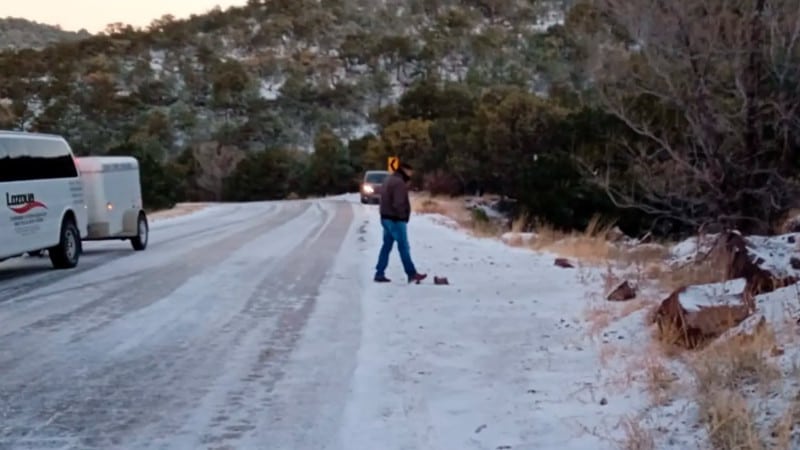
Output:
top-left (363, 184), bottom-right (374, 194)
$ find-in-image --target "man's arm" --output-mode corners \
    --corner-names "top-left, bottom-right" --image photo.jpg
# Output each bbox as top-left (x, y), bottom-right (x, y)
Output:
top-left (383, 176), bottom-right (395, 212)
top-left (396, 181), bottom-right (411, 222)
top-left (392, 178), bottom-right (407, 219)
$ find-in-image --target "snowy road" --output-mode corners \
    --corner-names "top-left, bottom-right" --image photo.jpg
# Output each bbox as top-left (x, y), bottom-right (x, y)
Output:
top-left (0, 196), bottom-right (650, 450)
top-left (0, 198), bottom-right (361, 450)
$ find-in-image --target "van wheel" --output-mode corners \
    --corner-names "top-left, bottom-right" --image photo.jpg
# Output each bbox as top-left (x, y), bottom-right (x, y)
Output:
top-left (49, 218), bottom-right (80, 269)
top-left (131, 212), bottom-right (149, 251)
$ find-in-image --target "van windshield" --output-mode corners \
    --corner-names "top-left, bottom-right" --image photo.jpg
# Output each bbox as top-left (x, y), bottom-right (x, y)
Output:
top-left (365, 172), bottom-right (389, 184)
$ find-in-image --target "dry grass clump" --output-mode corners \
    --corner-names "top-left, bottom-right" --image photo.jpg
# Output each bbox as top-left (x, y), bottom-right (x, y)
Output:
top-left (585, 303), bottom-right (615, 337)
top-left (641, 356), bottom-right (679, 406)
top-left (650, 321), bottom-right (695, 358)
top-left (468, 206), bottom-right (506, 236)
top-left (600, 336), bottom-right (680, 401)
top-left (522, 215), bottom-right (620, 264)
top-left (649, 251), bottom-right (731, 293)
top-left (501, 233), bottom-right (533, 247)
top-left (419, 197), bottom-right (686, 275)
top-left (691, 321), bottom-right (780, 392)
top-left (584, 297), bottom-right (651, 339)
top-left (410, 193), bottom-right (505, 236)
top-left (411, 193), bottom-right (473, 224)
top-left (617, 416), bottom-right (656, 450)
top-left (521, 216), bottom-right (670, 269)
top-left (771, 400), bottom-right (800, 450)
top-left (411, 195), bottom-right (449, 215)
top-left (688, 320), bottom-right (782, 449)
top-left (700, 390), bottom-right (765, 450)
top-left (776, 208), bottom-right (800, 234)
top-left (617, 245), bottom-right (672, 285)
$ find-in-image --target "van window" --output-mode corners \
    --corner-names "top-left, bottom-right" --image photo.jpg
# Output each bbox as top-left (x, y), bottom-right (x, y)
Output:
top-left (0, 137), bottom-right (78, 182)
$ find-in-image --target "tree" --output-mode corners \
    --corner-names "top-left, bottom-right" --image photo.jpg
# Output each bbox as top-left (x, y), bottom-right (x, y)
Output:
top-left (467, 86), bottom-right (568, 193)
top-left (129, 110), bottom-right (174, 154)
top-left (0, 101), bottom-right (14, 129)
top-left (186, 141), bottom-right (247, 201)
top-left (107, 142), bottom-right (181, 210)
top-left (347, 133), bottom-right (377, 176)
top-left (397, 79), bottom-right (475, 121)
top-left (223, 148), bottom-right (305, 201)
top-left (463, 0), bottom-right (515, 24)
top-left (210, 59), bottom-right (253, 109)
top-left (237, 102), bottom-right (293, 150)
top-left (587, 0), bottom-right (800, 234)
top-left (306, 127), bottom-right (355, 195)
top-left (379, 119), bottom-right (435, 184)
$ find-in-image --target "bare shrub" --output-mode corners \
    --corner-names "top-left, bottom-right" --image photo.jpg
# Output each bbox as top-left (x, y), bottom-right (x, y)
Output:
top-left (423, 170), bottom-right (461, 197)
top-left (583, 0), bottom-right (800, 234)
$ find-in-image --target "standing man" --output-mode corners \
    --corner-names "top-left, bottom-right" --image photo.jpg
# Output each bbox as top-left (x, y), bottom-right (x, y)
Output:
top-left (374, 162), bottom-right (427, 284)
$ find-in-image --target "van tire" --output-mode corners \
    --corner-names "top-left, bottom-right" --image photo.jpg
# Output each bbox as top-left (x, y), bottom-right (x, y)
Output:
top-left (49, 217), bottom-right (80, 269)
top-left (131, 212), bottom-right (148, 251)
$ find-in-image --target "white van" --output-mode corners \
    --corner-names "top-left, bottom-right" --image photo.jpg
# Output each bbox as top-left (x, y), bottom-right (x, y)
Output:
top-left (0, 131), bottom-right (88, 269)
top-left (76, 156), bottom-right (148, 251)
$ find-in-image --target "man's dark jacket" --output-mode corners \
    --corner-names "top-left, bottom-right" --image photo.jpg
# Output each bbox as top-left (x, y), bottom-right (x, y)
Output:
top-left (380, 170), bottom-right (411, 222)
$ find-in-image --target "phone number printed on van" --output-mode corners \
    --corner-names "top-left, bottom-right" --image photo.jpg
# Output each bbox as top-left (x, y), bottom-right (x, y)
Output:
top-left (6, 192), bottom-right (48, 236)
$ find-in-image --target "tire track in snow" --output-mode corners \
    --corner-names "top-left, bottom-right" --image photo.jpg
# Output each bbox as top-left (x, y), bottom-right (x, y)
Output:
top-left (154, 200), bottom-right (356, 449)
top-left (0, 203), bottom-right (277, 303)
top-left (0, 202), bottom-right (310, 375)
top-left (0, 202), bottom-right (291, 332)
top-left (0, 202), bottom-right (333, 450)
top-left (107, 200), bottom-right (341, 450)
top-left (0, 202), bottom-right (285, 334)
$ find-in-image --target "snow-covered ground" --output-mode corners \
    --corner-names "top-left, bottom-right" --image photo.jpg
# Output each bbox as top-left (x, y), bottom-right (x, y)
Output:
top-left (0, 194), bottom-right (663, 449)
top-left (340, 196), bottom-right (654, 450)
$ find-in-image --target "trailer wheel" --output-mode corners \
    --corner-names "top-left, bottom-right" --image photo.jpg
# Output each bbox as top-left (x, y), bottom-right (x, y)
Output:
top-left (49, 217), bottom-right (80, 269)
top-left (131, 212), bottom-right (149, 251)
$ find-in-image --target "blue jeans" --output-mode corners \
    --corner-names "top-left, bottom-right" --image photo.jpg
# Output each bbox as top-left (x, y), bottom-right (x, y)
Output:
top-left (375, 219), bottom-right (417, 277)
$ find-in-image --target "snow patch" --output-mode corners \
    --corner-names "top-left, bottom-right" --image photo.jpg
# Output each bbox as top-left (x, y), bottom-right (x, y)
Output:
top-left (336, 122), bottom-right (378, 143)
top-left (23, 96), bottom-right (44, 129)
top-left (149, 49), bottom-right (166, 76)
top-left (677, 278), bottom-right (748, 312)
top-left (529, 10), bottom-right (564, 31)
top-left (742, 233), bottom-right (800, 278)
top-left (259, 77), bottom-right (286, 100)
top-left (669, 233), bottom-right (720, 264)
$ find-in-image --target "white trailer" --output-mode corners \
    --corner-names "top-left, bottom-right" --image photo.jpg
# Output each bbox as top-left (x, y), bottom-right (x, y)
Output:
top-left (76, 156), bottom-right (149, 251)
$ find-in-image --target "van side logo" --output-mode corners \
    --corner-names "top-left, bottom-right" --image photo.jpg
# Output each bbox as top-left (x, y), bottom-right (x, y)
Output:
top-left (6, 193), bottom-right (47, 214)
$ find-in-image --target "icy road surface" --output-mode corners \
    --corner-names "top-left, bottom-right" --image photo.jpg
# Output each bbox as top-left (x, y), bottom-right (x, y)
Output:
top-left (0, 196), bottom-right (651, 450)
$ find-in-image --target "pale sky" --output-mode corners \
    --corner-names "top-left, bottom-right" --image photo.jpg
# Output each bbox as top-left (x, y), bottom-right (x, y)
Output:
top-left (3, 0), bottom-right (249, 33)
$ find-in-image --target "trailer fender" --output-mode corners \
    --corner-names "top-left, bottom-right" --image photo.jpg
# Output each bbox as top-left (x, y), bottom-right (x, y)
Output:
top-left (122, 209), bottom-right (141, 235)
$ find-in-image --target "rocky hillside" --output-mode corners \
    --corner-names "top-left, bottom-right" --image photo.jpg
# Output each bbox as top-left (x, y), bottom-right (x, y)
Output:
top-left (0, 17), bottom-right (91, 50)
top-left (0, 0), bottom-right (568, 156)
top-left (3, 0), bottom-right (797, 240)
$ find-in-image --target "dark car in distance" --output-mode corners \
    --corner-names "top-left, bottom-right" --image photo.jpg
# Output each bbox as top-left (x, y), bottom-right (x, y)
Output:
top-left (360, 170), bottom-right (390, 204)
